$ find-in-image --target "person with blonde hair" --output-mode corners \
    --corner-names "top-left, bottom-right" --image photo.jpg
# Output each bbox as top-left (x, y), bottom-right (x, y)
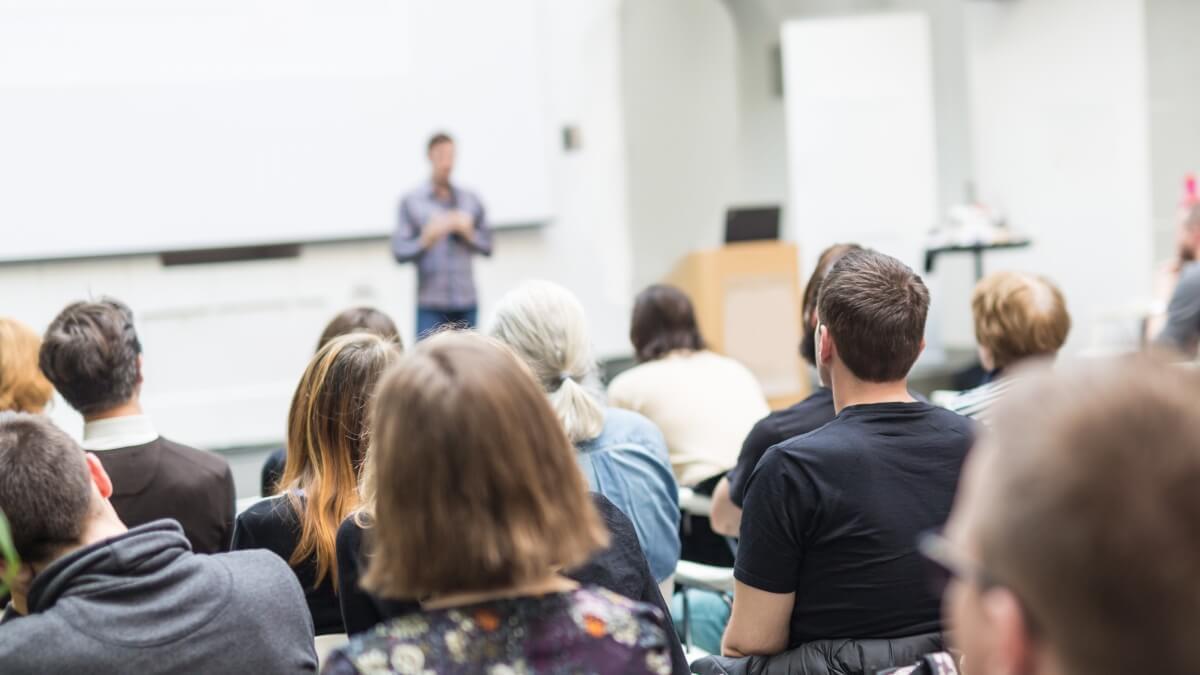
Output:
top-left (489, 280), bottom-right (680, 586)
top-left (944, 271), bottom-right (1070, 422)
top-left (232, 332), bottom-right (400, 635)
top-left (324, 332), bottom-right (673, 674)
top-left (0, 318), bottom-right (54, 414)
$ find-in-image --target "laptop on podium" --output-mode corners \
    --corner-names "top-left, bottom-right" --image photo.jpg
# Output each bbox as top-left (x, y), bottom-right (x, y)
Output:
top-left (724, 205), bottom-right (781, 243)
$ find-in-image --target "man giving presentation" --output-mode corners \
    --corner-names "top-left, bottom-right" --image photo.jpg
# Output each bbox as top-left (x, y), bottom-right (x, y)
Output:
top-left (393, 132), bottom-right (493, 337)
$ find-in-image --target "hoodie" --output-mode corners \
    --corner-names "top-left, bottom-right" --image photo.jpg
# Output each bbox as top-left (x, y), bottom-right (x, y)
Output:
top-left (0, 519), bottom-right (317, 674)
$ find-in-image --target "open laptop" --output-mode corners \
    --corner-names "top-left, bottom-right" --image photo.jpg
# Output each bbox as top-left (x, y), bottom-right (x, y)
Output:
top-left (724, 205), bottom-right (781, 243)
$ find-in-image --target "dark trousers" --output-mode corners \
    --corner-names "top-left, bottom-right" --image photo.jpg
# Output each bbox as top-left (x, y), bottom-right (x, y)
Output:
top-left (417, 306), bottom-right (478, 340)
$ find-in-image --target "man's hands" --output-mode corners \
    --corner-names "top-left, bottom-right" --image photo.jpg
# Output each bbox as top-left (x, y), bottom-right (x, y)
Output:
top-left (420, 210), bottom-right (475, 248)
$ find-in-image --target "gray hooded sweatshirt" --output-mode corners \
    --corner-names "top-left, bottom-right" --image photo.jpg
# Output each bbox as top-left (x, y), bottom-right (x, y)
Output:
top-left (0, 519), bottom-right (317, 674)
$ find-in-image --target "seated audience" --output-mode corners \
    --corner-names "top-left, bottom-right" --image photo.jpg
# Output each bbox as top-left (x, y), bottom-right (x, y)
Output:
top-left (38, 298), bottom-right (235, 554)
top-left (0, 413), bottom-right (316, 674)
top-left (233, 333), bottom-right (399, 635)
top-left (943, 271), bottom-right (1070, 423)
top-left (1149, 203), bottom-right (1200, 353)
top-left (723, 249), bottom-right (972, 657)
top-left (0, 318), bottom-right (54, 414)
top-left (261, 306), bottom-right (400, 496)
top-left (324, 333), bottom-right (674, 674)
top-left (710, 243), bottom-right (860, 537)
top-left (934, 356), bottom-right (1200, 675)
top-left (489, 280), bottom-right (680, 585)
top-left (608, 284), bottom-right (768, 487)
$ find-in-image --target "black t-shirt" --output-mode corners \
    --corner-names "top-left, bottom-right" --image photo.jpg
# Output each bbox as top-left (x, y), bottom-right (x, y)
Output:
top-left (336, 492), bottom-right (690, 675)
top-left (231, 495), bottom-right (344, 635)
top-left (735, 401), bottom-right (973, 648)
top-left (727, 387), bottom-right (837, 508)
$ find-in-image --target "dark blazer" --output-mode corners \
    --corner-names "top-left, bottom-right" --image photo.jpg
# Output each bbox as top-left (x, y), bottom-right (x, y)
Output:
top-left (97, 436), bottom-right (235, 554)
top-left (336, 493), bottom-right (690, 675)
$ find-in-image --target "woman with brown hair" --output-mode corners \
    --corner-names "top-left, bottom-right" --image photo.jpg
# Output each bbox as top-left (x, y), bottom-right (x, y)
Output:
top-left (324, 332), bottom-right (673, 675)
top-left (0, 318), bottom-right (54, 414)
top-left (232, 332), bottom-right (400, 635)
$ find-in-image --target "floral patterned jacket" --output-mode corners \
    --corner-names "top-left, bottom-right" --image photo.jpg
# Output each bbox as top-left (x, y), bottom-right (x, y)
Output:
top-left (321, 586), bottom-right (673, 675)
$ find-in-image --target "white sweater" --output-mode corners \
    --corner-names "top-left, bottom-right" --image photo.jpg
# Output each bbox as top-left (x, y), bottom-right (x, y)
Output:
top-left (608, 350), bottom-right (769, 486)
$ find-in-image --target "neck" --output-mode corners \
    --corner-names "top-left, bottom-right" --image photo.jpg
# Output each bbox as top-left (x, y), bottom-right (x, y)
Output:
top-left (421, 573), bottom-right (577, 611)
top-left (84, 399), bottom-right (142, 423)
top-left (830, 365), bottom-right (914, 414)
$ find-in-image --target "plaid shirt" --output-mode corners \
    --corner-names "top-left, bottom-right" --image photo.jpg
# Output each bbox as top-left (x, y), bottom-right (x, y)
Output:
top-left (393, 181), bottom-right (493, 310)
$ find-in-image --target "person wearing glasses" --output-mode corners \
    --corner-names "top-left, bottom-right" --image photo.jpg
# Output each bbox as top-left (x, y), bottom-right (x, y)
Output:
top-left (924, 356), bottom-right (1200, 675)
top-left (721, 250), bottom-right (973, 659)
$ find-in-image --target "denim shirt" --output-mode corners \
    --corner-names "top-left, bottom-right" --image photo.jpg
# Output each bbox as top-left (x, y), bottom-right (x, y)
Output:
top-left (576, 408), bottom-right (681, 583)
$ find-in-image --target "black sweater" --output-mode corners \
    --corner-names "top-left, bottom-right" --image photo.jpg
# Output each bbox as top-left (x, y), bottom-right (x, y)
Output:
top-left (335, 492), bottom-right (689, 675)
top-left (231, 495), bottom-right (345, 635)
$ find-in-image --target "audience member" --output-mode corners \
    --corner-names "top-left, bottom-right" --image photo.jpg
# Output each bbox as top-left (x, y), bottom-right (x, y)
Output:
top-left (709, 243), bottom-right (860, 537)
top-left (0, 318), bottom-right (54, 414)
top-left (1152, 204), bottom-right (1200, 355)
top-left (489, 280), bottom-right (680, 585)
top-left (233, 333), bottom-right (398, 635)
top-left (38, 298), bottom-right (235, 554)
top-left (608, 284), bottom-right (768, 487)
top-left (323, 333), bottom-right (673, 674)
top-left (0, 413), bottom-right (316, 674)
top-left (260, 307), bottom-right (400, 496)
top-left (723, 249), bottom-right (972, 657)
top-left (932, 357), bottom-right (1200, 675)
top-left (943, 271), bottom-right (1070, 423)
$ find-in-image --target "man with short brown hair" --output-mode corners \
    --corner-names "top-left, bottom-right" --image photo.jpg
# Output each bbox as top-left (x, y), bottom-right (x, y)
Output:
top-left (934, 356), bottom-right (1200, 675)
top-left (722, 249), bottom-right (972, 659)
top-left (39, 298), bottom-right (235, 554)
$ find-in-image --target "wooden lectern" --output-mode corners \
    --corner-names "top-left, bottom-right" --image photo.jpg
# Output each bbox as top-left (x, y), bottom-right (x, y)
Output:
top-left (667, 241), bottom-right (810, 410)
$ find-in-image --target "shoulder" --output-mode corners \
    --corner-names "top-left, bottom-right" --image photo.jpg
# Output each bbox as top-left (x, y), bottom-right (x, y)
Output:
top-left (218, 548), bottom-right (308, 603)
top-left (236, 495), bottom-right (296, 530)
top-left (922, 403), bottom-right (977, 437)
top-left (337, 514), bottom-right (367, 551)
top-left (155, 437), bottom-right (231, 480)
top-left (571, 587), bottom-right (669, 645)
top-left (597, 408), bottom-right (667, 446)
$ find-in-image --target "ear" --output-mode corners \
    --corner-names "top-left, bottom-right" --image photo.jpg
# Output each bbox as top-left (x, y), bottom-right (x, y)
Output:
top-left (982, 588), bottom-right (1037, 675)
top-left (85, 453), bottom-right (114, 500)
top-left (818, 324), bottom-right (835, 365)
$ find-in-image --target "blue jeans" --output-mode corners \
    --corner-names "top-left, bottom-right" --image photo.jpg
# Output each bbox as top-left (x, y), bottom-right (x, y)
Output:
top-left (417, 306), bottom-right (477, 340)
top-left (671, 589), bottom-right (731, 655)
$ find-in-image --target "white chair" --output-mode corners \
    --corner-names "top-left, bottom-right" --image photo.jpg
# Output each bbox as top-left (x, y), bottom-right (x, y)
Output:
top-left (673, 487), bottom-right (735, 653)
top-left (314, 633), bottom-right (349, 669)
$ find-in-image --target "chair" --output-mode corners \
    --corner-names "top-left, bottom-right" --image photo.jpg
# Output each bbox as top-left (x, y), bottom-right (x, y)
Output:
top-left (674, 487), bottom-right (736, 656)
top-left (314, 633), bottom-right (349, 669)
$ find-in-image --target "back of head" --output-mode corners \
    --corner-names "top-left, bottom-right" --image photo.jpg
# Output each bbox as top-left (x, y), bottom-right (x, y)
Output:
top-left (281, 332), bottom-right (401, 588)
top-left (818, 249), bottom-right (929, 382)
top-left (0, 318), bottom-right (54, 413)
top-left (362, 332), bottom-right (607, 599)
top-left (630, 284), bottom-right (705, 363)
top-left (971, 271), bottom-right (1070, 371)
top-left (0, 412), bottom-right (92, 565)
top-left (800, 243), bottom-right (864, 366)
top-left (39, 298), bottom-right (141, 416)
top-left (316, 307), bottom-right (401, 353)
top-left (490, 280), bottom-right (604, 443)
top-left (980, 357), bottom-right (1200, 674)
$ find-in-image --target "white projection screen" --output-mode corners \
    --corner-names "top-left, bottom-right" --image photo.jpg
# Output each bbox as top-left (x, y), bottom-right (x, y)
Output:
top-left (0, 0), bottom-right (553, 262)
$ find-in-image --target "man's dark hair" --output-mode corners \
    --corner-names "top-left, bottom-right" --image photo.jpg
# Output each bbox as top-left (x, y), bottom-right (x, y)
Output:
top-left (427, 132), bottom-right (454, 154)
top-left (630, 284), bottom-right (706, 363)
top-left (316, 307), bottom-right (401, 352)
top-left (800, 243), bottom-right (864, 366)
top-left (0, 412), bottom-right (92, 564)
top-left (818, 249), bottom-right (929, 382)
top-left (39, 298), bottom-right (143, 415)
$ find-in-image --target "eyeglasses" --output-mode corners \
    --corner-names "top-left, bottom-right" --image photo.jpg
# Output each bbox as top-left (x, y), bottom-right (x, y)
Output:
top-left (918, 531), bottom-right (1041, 635)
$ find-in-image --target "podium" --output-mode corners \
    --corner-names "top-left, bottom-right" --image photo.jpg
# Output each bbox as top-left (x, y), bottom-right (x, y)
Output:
top-left (666, 241), bottom-right (810, 409)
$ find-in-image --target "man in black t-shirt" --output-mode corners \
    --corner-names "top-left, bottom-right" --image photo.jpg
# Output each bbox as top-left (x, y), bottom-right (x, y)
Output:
top-left (709, 244), bottom-right (861, 537)
top-left (721, 249), bottom-right (973, 657)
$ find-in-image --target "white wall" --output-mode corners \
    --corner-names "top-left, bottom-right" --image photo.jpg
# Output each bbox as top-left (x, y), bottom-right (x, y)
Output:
top-left (964, 0), bottom-right (1154, 352)
top-left (620, 0), bottom-right (739, 289)
top-left (0, 0), bottom-right (637, 450)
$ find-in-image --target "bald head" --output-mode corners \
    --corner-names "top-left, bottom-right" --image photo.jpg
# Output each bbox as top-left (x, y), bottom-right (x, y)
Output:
top-left (951, 357), bottom-right (1200, 675)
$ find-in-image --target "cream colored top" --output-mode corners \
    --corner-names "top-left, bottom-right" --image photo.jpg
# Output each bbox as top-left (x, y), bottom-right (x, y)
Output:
top-left (608, 350), bottom-right (769, 486)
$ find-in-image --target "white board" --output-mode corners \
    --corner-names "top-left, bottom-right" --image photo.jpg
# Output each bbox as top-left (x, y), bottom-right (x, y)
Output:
top-left (781, 13), bottom-right (939, 275)
top-left (0, 0), bottom-right (553, 261)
